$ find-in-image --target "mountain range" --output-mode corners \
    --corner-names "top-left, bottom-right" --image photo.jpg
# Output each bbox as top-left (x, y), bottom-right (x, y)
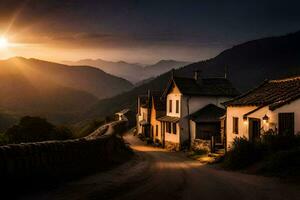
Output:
top-left (63, 59), bottom-right (190, 83)
top-left (82, 31), bottom-right (300, 120)
top-left (0, 57), bottom-right (133, 128)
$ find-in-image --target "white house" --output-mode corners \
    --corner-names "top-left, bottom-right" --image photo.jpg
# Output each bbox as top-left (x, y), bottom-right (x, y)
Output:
top-left (224, 76), bottom-right (300, 150)
top-left (157, 71), bottom-right (239, 151)
top-left (136, 93), bottom-right (151, 137)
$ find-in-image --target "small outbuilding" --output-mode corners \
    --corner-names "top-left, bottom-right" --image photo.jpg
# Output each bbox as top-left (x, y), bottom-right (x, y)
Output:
top-left (224, 76), bottom-right (300, 149)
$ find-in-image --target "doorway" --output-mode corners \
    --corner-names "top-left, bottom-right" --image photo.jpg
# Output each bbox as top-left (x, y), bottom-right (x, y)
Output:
top-left (249, 118), bottom-right (261, 142)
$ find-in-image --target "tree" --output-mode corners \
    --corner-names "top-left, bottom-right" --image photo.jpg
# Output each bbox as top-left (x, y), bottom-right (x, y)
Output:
top-left (4, 116), bottom-right (73, 143)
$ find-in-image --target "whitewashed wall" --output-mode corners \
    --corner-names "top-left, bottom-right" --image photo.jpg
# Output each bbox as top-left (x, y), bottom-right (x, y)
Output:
top-left (164, 122), bottom-right (180, 143)
top-left (227, 99), bottom-right (300, 149)
top-left (226, 106), bottom-right (257, 149)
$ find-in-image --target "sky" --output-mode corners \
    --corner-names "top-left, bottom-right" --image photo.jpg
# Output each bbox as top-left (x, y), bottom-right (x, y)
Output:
top-left (0, 0), bottom-right (300, 64)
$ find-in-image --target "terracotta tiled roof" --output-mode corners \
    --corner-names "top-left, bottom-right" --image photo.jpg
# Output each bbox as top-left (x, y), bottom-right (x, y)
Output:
top-left (190, 104), bottom-right (225, 123)
top-left (224, 76), bottom-right (300, 110)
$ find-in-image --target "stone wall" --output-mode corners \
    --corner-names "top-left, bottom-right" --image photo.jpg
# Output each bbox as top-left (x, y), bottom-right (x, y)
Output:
top-left (0, 120), bottom-right (130, 185)
top-left (191, 139), bottom-right (211, 152)
top-left (165, 141), bottom-right (180, 151)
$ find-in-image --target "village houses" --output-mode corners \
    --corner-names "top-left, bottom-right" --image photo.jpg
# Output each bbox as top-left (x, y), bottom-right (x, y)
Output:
top-left (137, 70), bottom-right (239, 151)
top-left (224, 76), bottom-right (300, 149)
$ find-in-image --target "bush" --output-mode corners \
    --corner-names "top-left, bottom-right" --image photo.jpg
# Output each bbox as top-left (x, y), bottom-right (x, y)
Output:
top-left (259, 147), bottom-right (300, 177)
top-left (0, 133), bottom-right (9, 145)
top-left (261, 134), bottom-right (300, 152)
top-left (4, 116), bottom-right (73, 144)
top-left (223, 137), bottom-right (265, 170)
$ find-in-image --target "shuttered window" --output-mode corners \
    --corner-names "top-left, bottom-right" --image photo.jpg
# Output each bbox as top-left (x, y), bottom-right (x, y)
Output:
top-left (176, 100), bottom-right (179, 113)
top-left (278, 113), bottom-right (294, 136)
top-left (156, 125), bottom-right (158, 136)
top-left (169, 100), bottom-right (172, 113)
top-left (233, 117), bottom-right (239, 134)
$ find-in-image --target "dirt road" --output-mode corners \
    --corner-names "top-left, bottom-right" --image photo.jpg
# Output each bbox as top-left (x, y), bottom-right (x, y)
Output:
top-left (24, 131), bottom-right (300, 200)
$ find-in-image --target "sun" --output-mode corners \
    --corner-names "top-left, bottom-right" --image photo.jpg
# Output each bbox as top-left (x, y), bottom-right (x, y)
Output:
top-left (0, 37), bottom-right (9, 49)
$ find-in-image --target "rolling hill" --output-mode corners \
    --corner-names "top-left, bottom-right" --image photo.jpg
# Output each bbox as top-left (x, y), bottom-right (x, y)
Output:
top-left (82, 31), bottom-right (300, 120)
top-left (0, 57), bottom-right (133, 127)
top-left (64, 59), bottom-right (190, 83)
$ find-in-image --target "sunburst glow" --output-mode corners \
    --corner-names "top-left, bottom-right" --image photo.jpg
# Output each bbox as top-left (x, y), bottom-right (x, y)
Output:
top-left (0, 37), bottom-right (9, 49)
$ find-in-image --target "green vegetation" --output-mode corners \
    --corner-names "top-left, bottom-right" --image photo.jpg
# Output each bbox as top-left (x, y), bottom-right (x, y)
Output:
top-left (223, 134), bottom-right (300, 177)
top-left (71, 118), bottom-right (105, 138)
top-left (2, 116), bottom-right (73, 144)
top-left (223, 137), bottom-right (265, 170)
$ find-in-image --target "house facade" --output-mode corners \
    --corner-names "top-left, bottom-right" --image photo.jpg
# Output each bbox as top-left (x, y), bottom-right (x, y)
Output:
top-left (157, 72), bottom-right (239, 151)
top-left (149, 92), bottom-right (166, 144)
top-left (224, 76), bottom-right (300, 150)
top-left (136, 94), bottom-right (151, 137)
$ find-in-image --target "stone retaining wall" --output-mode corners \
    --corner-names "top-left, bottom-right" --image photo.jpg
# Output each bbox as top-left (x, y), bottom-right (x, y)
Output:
top-left (0, 120), bottom-right (130, 184)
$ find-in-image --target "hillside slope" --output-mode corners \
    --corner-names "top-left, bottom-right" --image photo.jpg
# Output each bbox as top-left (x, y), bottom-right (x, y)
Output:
top-left (82, 31), bottom-right (300, 120)
top-left (65, 59), bottom-right (190, 83)
top-left (0, 57), bottom-right (133, 125)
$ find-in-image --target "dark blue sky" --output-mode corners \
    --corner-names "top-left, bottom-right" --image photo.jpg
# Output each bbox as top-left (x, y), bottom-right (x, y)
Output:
top-left (1, 0), bottom-right (300, 63)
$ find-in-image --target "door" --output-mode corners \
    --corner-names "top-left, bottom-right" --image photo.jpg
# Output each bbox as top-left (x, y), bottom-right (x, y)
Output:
top-left (278, 113), bottom-right (294, 136)
top-left (249, 118), bottom-right (261, 142)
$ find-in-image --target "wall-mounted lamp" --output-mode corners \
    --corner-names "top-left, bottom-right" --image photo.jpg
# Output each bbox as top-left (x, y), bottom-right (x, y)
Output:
top-left (263, 114), bottom-right (269, 124)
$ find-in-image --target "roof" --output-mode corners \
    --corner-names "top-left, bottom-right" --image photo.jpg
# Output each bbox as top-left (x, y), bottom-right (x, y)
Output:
top-left (224, 76), bottom-right (300, 110)
top-left (162, 76), bottom-right (239, 98)
top-left (157, 116), bottom-right (180, 123)
top-left (151, 91), bottom-right (166, 118)
top-left (190, 104), bottom-right (225, 123)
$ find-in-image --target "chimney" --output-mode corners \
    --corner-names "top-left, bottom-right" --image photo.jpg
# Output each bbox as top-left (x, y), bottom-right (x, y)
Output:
top-left (194, 70), bottom-right (202, 85)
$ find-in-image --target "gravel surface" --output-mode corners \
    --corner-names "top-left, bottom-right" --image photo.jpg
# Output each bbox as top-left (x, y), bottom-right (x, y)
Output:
top-left (23, 131), bottom-right (300, 200)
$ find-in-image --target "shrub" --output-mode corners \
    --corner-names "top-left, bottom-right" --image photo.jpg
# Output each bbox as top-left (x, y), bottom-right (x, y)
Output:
top-left (261, 134), bottom-right (300, 152)
top-left (223, 137), bottom-right (265, 170)
top-left (0, 133), bottom-right (9, 145)
top-left (258, 147), bottom-right (300, 177)
top-left (4, 116), bottom-right (73, 144)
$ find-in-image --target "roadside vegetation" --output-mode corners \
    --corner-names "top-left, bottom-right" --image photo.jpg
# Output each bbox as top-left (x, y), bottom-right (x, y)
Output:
top-left (223, 133), bottom-right (300, 178)
top-left (0, 116), bottom-right (73, 145)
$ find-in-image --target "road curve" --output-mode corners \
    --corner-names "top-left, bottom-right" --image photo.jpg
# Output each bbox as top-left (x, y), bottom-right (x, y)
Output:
top-left (24, 131), bottom-right (300, 200)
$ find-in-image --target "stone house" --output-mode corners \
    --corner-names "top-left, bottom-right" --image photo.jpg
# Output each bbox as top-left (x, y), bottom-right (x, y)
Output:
top-left (224, 76), bottom-right (300, 150)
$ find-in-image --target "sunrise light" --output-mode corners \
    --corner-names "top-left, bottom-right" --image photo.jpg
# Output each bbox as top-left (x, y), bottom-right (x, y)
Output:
top-left (0, 37), bottom-right (8, 49)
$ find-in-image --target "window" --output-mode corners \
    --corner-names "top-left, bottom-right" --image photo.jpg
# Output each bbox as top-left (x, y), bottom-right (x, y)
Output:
top-left (169, 100), bottom-right (172, 113)
top-left (166, 122), bottom-right (171, 133)
top-left (172, 123), bottom-right (177, 134)
top-left (176, 100), bottom-right (179, 113)
top-left (233, 117), bottom-right (239, 134)
top-left (156, 125), bottom-right (158, 136)
top-left (278, 113), bottom-right (294, 136)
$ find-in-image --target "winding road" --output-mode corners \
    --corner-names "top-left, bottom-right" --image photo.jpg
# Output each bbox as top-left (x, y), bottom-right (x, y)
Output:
top-left (24, 131), bottom-right (300, 200)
